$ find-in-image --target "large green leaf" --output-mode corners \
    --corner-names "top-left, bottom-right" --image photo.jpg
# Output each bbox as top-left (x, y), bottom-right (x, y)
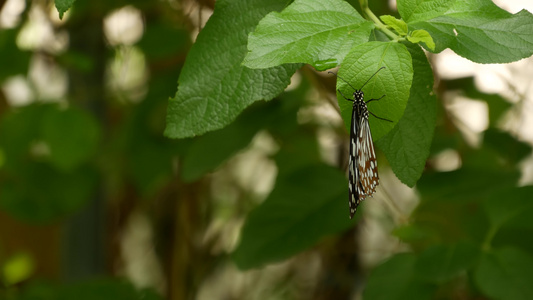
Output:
top-left (232, 164), bottom-right (353, 269)
top-left (376, 43), bottom-right (436, 187)
top-left (475, 247), bottom-right (533, 300)
top-left (408, 0), bottom-right (533, 63)
top-left (397, 0), bottom-right (456, 23)
top-left (364, 253), bottom-right (435, 300)
top-left (164, 0), bottom-right (300, 139)
top-left (336, 41), bottom-right (413, 142)
top-left (243, 0), bottom-right (373, 70)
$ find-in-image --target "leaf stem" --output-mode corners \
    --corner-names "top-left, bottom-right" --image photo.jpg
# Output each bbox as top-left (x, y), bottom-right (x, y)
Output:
top-left (482, 224), bottom-right (498, 251)
top-left (358, 0), bottom-right (400, 41)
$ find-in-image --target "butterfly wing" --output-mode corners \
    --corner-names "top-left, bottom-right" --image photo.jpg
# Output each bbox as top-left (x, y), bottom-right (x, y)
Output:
top-left (348, 104), bottom-right (361, 219)
top-left (358, 114), bottom-right (379, 198)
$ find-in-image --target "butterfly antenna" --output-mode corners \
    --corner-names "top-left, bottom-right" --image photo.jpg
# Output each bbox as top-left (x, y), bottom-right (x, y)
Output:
top-left (359, 66), bottom-right (386, 90)
top-left (328, 71), bottom-right (358, 91)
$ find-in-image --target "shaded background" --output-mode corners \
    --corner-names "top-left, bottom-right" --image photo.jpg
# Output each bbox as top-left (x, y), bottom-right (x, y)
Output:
top-left (1, 0), bottom-right (533, 299)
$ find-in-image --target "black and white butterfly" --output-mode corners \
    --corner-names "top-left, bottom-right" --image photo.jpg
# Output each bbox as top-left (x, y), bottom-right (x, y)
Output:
top-left (330, 67), bottom-right (391, 219)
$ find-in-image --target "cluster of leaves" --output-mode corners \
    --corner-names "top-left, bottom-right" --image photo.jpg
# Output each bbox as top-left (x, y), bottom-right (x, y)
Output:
top-left (159, 0), bottom-right (533, 298)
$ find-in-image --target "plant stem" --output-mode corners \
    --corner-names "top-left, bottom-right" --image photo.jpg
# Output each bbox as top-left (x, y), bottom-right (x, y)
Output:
top-left (359, 0), bottom-right (400, 41)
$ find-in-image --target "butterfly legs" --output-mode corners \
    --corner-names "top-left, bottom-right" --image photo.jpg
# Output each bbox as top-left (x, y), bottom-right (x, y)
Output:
top-left (366, 95), bottom-right (393, 122)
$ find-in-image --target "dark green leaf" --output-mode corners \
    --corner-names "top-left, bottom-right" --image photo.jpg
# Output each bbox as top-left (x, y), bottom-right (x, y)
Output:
top-left (336, 41), bottom-right (413, 142)
top-left (417, 168), bottom-right (520, 203)
top-left (0, 29), bottom-right (31, 79)
top-left (415, 242), bottom-right (479, 283)
top-left (232, 164), bottom-right (353, 269)
top-left (164, 0), bottom-right (300, 139)
top-left (243, 0), bottom-right (373, 69)
top-left (364, 253), bottom-right (435, 300)
top-left (475, 247), bottom-right (533, 300)
top-left (376, 43), bottom-right (436, 187)
top-left (484, 186), bottom-right (533, 230)
top-left (483, 128), bottom-right (532, 166)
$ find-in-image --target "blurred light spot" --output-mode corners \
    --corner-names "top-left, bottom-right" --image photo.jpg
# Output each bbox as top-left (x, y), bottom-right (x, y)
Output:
top-left (17, 4), bottom-right (68, 53)
top-left (104, 6), bottom-right (144, 46)
top-left (0, 0), bottom-right (25, 28)
top-left (432, 148), bottom-right (462, 172)
top-left (29, 55), bottom-right (68, 101)
top-left (494, 0), bottom-right (533, 13)
top-left (2, 252), bottom-right (35, 286)
top-left (107, 46), bottom-right (148, 103)
top-left (445, 94), bottom-right (489, 147)
top-left (2, 75), bottom-right (33, 106)
top-left (434, 49), bottom-right (476, 79)
top-left (285, 71), bottom-right (301, 92)
top-left (119, 212), bottom-right (166, 294)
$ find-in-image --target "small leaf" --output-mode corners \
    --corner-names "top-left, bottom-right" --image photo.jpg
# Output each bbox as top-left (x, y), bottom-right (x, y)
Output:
top-left (55, 0), bottom-right (76, 19)
top-left (380, 15), bottom-right (408, 35)
top-left (398, 0), bottom-right (456, 23)
top-left (336, 41), bottom-right (413, 142)
top-left (407, 29), bottom-right (435, 50)
top-left (232, 164), bottom-right (353, 269)
top-left (364, 253), bottom-right (436, 300)
top-left (409, 0), bottom-right (533, 63)
top-left (243, 0), bottom-right (373, 69)
top-left (376, 43), bottom-right (436, 187)
top-left (475, 247), bottom-right (533, 300)
top-left (164, 0), bottom-right (300, 139)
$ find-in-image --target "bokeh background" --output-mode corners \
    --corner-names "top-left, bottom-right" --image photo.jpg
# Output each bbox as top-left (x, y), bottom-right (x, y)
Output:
top-left (1, 0), bottom-right (533, 299)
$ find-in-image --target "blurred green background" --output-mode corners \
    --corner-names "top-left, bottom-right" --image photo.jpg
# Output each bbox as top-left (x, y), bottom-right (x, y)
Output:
top-left (1, 0), bottom-right (533, 299)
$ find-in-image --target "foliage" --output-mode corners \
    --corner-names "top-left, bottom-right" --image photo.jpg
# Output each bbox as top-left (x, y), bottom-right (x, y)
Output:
top-left (0, 0), bottom-right (531, 299)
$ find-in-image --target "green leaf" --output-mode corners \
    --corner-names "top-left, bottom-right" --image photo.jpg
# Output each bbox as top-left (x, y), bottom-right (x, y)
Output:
top-left (55, 0), bottom-right (76, 19)
top-left (336, 41), bottom-right (413, 142)
top-left (364, 253), bottom-right (436, 300)
top-left (42, 108), bottom-right (100, 171)
top-left (409, 0), bottom-right (533, 63)
top-left (407, 29), bottom-right (435, 50)
top-left (380, 15), bottom-right (408, 35)
top-left (232, 164), bottom-right (353, 269)
top-left (397, 0), bottom-right (456, 23)
top-left (483, 186), bottom-right (533, 230)
top-left (475, 247), bottom-right (533, 300)
top-left (243, 0), bottom-right (373, 70)
top-left (417, 168), bottom-right (520, 203)
top-left (164, 0), bottom-right (300, 139)
top-left (415, 242), bottom-right (479, 283)
top-left (376, 43), bottom-right (436, 187)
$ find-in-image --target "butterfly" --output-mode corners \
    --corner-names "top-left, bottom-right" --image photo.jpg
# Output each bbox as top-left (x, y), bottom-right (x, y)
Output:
top-left (330, 67), bottom-right (392, 219)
